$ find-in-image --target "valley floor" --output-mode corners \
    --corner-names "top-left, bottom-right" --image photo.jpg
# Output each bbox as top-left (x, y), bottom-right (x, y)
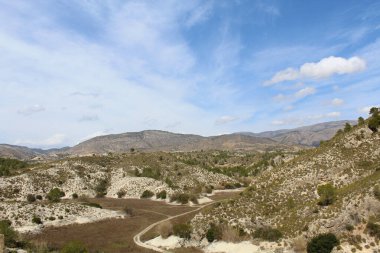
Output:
top-left (25, 191), bottom-right (241, 253)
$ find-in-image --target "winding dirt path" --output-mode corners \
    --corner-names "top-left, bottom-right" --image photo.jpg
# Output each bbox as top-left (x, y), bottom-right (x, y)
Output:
top-left (133, 190), bottom-right (244, 253)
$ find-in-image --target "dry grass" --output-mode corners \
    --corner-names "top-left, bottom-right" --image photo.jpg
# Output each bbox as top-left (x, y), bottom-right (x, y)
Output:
top-left (156, 220), bottom-right (173, 238)
top-left (292, 236), bottom-right (307, 253)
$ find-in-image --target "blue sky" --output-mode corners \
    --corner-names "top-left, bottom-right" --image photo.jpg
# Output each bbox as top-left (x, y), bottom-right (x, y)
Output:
top-left (0, 0), bottom-right (379, 148)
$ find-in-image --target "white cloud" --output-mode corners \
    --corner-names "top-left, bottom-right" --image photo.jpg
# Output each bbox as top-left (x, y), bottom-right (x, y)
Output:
top-left (331, 98), bottom-right (344, 106)
top-left (273, 86), bottom-right (316, 102)
top-left (294, 87), bottom-right (316, 98)
top-left (264, 68), bottom-right (299, 86)
top-left (215, 115), bottom-right (238, 125)
top-left (358, 105), bottom-right (379, 114)
top-left (17, 104), bottom-right (45, 116)
top-left (265, 56), bottom-right (366, 85)
top-left (15, 134), bottom-right (66, 147)
top-left (185, 1), bottom-right (213, 27)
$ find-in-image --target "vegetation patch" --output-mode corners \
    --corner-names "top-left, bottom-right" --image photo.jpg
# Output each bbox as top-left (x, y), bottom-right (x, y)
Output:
top-left (253, 227), bottom-right (283, 242)
top-left (307, 233), bottom-right (339, 253)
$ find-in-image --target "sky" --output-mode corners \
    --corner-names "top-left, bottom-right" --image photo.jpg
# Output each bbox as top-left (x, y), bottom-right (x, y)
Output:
top-left (0, 0), bottom-right (380, 148)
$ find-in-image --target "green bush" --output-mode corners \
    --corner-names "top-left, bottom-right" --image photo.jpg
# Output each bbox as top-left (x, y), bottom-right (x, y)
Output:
top-left (60, 241), bottom-right (88, 253)
top-left (253, 227), bottom-right (283, 242)
top-left (307, 233), bottom-right (339, 253)
top-left (141, 190), bottom-right (154, 198)
top-left (317, 183), bottom-right (336, 206)
top-left (156, 190), bottom-right (167, 199)
top-left (0, 158), bottom-right (28, 176)
top-left (170, 193), bottom-right (191, 204)
top-left (206, 223), bottom-right (222, 242)
top-left (47, 188), bottom-right (65, 202)
top-left (366, 222), bottom-right (380, 239)
top-left (95, 178), bottom-right (109, 198)
top-left (344, 123), bottom-right (352, 133)
top-left (27, 194), bottom-right (36, 203)
top-left (0, 220), bottom-right (18, 247)
top-left (72, 193), bottom-right (78, 199)
top-left (32, 216), bottom-right (43, 224)
top-left (173, 223), bottom-right (192, 239)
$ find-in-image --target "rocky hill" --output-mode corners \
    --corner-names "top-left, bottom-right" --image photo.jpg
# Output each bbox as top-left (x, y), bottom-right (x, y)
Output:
top-left (191, 117), bottom-right (380, 252)
top-left (0, 144), bottom-right (45, 160)
top-left (241, 120), bottom-right (356, 146)
top-left (66, 130), bottom-right (293, 155)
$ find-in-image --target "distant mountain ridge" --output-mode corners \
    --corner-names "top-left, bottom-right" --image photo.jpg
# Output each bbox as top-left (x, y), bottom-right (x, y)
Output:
top-left (240, 120), bottom-right (356, 146)
top-left (0, 120), bottom-right (355, 159)
top-left (67, 130), bottom-right (290, 155)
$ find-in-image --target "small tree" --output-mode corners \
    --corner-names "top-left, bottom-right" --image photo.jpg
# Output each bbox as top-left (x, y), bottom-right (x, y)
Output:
top-left (0, 220), bottom-right (18, 247)
top-left (307, 233), bottom-right (339, 253)
top-left (358, 117), bottom-right (365, 126)
top-left (206, 223), bottom-right (222, 242)
top-left (47, 188), bottom-right (65, 202)
top-left (95, 178), bottom-right (109, 198)
top-left (317, 183), bottom-right (336, 206)
top-left (344, 123), bottom-right (352, 133)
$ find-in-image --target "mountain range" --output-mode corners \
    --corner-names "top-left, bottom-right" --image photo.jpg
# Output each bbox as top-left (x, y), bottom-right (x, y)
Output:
top-left (0, 120), bottom-right (355, 159)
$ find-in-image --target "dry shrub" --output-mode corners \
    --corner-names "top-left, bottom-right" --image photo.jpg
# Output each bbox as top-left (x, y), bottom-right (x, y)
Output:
top-left (221, 224), bottom-right (242, 242)
top-left (293, 236), bottom-right (307, 253)
top-left (156, 221), bottom-right (173, 239)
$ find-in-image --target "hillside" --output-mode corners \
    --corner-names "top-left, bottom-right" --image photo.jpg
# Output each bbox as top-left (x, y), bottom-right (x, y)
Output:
top-left (66, 130), bottom-right (293, 155)
top-left (190, 117), bottom-right (380, 252)
top-left (0, 144), bottom-right (44, 160)
top-left (241, 120), bottom-right (356, 146)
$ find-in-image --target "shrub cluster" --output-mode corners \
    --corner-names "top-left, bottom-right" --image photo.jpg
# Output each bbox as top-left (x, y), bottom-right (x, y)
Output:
top-left (0, 220), bottom-right (18, 247)
top-left (206, 223), bottom-right (222, 242)
top-left (47, 188), bottom-right (65, 202)
top-left (95, 178), bottom-right (109, 198)
top-left (307, 233), bottom-right (339, 253)
top-left (0, 158), bottom-right (28, 176)
top-left (141, 190), bottom-right (154, 198)
top-left (169, 193), bottom-right (198, 204)
top-left (173, 223), bottom-right (192, 239)
top-left (366, 222), bottom-right (380, 239)
top-left (156, 190), bottom-right (167, 199)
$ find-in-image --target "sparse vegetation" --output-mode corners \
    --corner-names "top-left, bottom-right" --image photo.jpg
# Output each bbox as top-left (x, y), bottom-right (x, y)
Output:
top-left (0, 157), bottom-right (28, 176)
top-left (117, 189), bottom-right (126, 198)
top-left (173, 223), bottom-right (192, 239)
top-left (27, 194), bottom-right (36, 203)
top-left (317, 183), bottom-right (336, 206)
top-left (253, 227), bottom-right (283, 242)
top-left (47, 188), bottom-right (65, 202)
top-left (366, 222), bottom-right (380, 239)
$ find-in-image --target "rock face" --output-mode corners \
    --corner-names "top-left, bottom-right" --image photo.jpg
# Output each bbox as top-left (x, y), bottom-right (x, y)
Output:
top-left (66, 130), bottom-right (293, 155)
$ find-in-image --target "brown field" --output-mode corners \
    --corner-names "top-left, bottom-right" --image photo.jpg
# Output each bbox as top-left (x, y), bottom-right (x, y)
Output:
top-left (27, 191), bottom-right (241, 253)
